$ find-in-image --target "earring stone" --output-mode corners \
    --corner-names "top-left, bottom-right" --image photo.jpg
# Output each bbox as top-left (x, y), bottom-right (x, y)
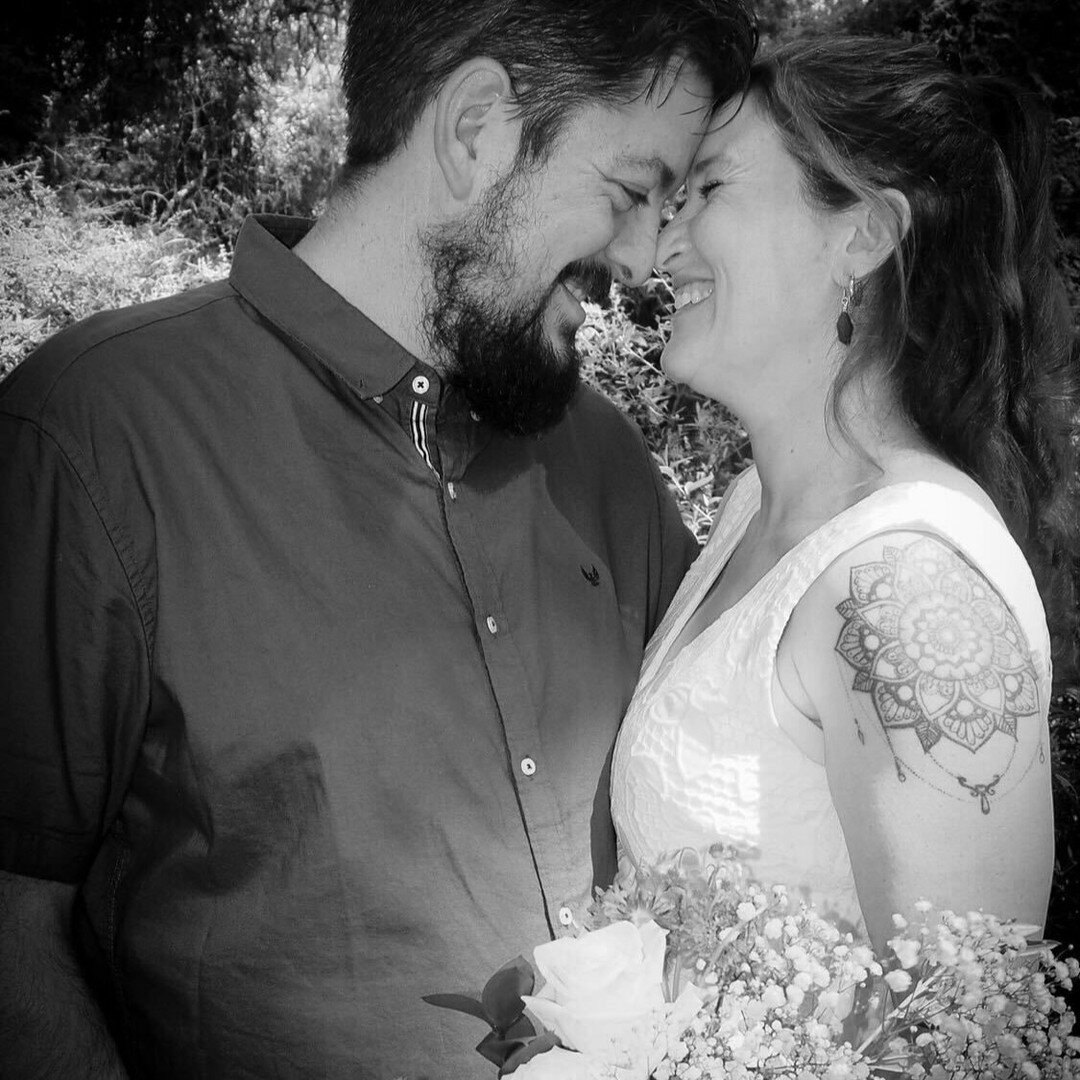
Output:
top-left (836, 273), bottom-right (857, 345)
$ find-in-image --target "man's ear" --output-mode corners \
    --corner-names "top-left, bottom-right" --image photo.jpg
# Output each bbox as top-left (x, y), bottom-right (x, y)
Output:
top-left (835, 188), bottom-right (912, 282)
top-left (433, 58), bottom-right (515, 201)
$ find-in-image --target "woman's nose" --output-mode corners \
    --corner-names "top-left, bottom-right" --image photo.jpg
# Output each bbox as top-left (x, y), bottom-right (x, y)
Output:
top-left (655, 212), bottom-right (688, 272)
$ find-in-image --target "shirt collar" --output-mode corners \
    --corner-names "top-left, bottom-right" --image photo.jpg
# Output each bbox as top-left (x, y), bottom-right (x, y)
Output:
top-left (228, 215), bottom-right (418, 399)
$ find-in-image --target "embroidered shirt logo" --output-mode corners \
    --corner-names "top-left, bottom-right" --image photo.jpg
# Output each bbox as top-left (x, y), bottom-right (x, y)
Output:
top-left (580, 564), bottom-right (601, 587)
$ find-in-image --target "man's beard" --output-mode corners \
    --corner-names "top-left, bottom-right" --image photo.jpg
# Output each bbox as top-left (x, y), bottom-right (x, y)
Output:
top-left (420, 167), bottom-right (610, 437)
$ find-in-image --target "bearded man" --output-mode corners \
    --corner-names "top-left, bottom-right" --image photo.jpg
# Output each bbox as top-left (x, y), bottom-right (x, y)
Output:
top-left (0, 2), bottom-right (755, 1077)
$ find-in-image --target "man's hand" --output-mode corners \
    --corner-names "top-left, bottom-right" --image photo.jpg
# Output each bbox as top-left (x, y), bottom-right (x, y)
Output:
top-left (0, 869), bottom-right (129, 1078)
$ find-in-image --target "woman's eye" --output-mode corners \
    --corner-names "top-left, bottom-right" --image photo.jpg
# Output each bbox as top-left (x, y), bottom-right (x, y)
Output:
top-left (697, 179), bottom-right (723, 199)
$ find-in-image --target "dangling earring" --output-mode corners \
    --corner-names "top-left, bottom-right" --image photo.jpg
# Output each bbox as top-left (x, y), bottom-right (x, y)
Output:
top-left (836, 273), bottom-right (861, 346)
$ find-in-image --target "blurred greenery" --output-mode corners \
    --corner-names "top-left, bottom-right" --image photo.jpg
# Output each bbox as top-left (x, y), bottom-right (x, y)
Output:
top-left (1, 0), bottom-right (1078, 999)
top-left (0, 1), bottom-right (347, 238)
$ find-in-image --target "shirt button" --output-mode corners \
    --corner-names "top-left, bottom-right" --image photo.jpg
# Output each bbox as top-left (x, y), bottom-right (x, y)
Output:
top-left (558, 906), bottom-right (574, 927)
top-left (412, 375), bottom-right (430, 395)
top-left (469, 409), bottom-right (481, 422)
top-left (520, 757), bottom-right (537, 777)
top-left (372, 395), bottom-right (384, 404)
top-left (446, 481), bottom-right (457, 501)
top-left (485, 615), bottom-right (498, 635)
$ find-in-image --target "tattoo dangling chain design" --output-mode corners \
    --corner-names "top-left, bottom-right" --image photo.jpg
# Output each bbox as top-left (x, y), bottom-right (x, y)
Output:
top-left (835, 537), bottom-right (1040, 813)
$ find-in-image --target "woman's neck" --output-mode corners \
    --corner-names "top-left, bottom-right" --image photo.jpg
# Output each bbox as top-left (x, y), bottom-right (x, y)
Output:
top-left (740, 374), bottom-right (928, 546)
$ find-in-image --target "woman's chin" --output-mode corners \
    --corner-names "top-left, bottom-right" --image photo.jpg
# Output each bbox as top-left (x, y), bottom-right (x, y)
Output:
top-left (660, 347), bottom-right (705, 394)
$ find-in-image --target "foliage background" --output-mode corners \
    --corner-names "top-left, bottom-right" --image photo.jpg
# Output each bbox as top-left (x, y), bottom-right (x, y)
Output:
top-left (2, 0), bottom-right (1078, 997)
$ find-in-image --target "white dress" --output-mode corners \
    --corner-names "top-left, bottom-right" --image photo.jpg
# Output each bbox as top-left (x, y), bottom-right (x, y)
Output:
top-left (611, 465), bottom-right (1051, 933)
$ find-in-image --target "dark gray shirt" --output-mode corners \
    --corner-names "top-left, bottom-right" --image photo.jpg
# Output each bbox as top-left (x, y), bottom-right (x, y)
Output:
top-left (0, 215), bottom-right (697, 1079)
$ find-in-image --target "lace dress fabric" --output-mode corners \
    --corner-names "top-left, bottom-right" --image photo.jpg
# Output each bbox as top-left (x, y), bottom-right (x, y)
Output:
top-left (611, 465), bottom-right (1050, 933)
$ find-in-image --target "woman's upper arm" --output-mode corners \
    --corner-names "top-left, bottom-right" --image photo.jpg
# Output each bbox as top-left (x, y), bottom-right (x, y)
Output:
top-left (785, 528), bottom-right (1054, 951)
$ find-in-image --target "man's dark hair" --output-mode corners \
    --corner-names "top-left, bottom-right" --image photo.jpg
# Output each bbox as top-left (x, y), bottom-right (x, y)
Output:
top-left (340, 0), bottom-right (758, 179)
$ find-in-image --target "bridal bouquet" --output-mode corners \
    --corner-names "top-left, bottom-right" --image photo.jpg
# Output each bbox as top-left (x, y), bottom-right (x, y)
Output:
top-left (426, 848), bottom-right (1080, 1078)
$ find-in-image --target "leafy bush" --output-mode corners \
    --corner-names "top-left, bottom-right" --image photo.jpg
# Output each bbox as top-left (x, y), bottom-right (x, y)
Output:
top-left (579, 282), bottom-right (751, 544)
top-left (0, 162), bottom-right (228, 379)
top-left (5, 3), bottom-right (348, 243)
top-left (249, 34), bottom-right (345, 220)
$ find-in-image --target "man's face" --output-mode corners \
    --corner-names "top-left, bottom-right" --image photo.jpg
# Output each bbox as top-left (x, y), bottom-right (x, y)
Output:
top-left (422, 64), bottom-right (712, 435)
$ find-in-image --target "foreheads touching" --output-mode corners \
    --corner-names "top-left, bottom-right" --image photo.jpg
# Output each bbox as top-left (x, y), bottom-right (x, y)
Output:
top-left (338, 0), bottom-right (758, 179)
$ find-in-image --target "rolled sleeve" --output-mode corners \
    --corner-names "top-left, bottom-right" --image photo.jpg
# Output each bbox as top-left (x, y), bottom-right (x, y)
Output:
top-left (0, 414), bottom-right (149, 883)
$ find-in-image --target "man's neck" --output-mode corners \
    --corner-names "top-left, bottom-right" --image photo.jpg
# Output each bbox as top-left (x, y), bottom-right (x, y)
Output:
top-left (292, 170), bottom-right (433, 362)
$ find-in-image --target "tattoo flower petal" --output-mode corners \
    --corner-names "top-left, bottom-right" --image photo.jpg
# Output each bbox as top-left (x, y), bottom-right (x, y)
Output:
top-left (835, 538), bottom-right (1039, 757)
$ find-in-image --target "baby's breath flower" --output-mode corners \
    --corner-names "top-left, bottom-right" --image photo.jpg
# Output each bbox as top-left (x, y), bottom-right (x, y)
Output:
top-left (546, 851), bottom-right (1080, 1080)
top-left (889, 936), bottom-right (921, 968)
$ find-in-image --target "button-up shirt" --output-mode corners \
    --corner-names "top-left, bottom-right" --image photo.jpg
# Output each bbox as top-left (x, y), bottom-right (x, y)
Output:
top-left (0, 216), bottom-right (697, 1079)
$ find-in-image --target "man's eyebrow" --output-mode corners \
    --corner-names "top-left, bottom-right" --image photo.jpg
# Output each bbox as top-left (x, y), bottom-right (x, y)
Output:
top-left (612, 154), bottom-right (677, 191)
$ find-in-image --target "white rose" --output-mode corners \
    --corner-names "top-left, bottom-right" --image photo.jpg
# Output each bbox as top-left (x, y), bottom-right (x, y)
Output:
top-left (521, 920), bottom-right (706, 1079)
top-left (507, 1045), bottom-right (607, 1080)
top-left (522, 920), bottom-right (667, 1054)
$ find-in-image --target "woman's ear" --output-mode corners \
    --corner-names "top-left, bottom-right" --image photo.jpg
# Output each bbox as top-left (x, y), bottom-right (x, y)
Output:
top-left (433, 58), bottom-right (515, 201)
top-left (836, 188), bottom-right (912, 282)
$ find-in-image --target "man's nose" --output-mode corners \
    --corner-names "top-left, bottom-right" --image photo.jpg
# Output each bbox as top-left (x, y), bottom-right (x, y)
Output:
top-left (605, 211), bottom-right (660, 287)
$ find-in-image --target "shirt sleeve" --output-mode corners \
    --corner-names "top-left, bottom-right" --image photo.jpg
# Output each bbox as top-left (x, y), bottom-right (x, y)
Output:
top-left (0, 414), bottom-right (150, 883)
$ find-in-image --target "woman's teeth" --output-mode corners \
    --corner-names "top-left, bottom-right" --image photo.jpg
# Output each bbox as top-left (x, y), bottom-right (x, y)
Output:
top-left (563, 280), bottom-right (587, 303)
top-left (673, 283), bottom-right (714, 311)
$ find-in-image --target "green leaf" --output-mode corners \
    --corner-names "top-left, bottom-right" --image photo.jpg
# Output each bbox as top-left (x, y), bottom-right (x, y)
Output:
top-left (475, 1030), bottom-right (529, 1068)
top-left (499, 1032), bottom-right (561, 1075)
top-left (481, 956), bottom-right (536, 1033)
top-left (421, 993), bottom-right (490, 1026)
top-left (503, 1015), bottom-right (536, 1040)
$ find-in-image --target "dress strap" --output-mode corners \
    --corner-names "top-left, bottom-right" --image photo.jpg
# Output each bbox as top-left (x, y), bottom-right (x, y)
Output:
top-left (754, 478), bottom-right (1052, 694)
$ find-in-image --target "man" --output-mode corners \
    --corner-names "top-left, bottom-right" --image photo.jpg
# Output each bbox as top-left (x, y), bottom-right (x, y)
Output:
top-left (0, 2), bottom-right (755, 1076)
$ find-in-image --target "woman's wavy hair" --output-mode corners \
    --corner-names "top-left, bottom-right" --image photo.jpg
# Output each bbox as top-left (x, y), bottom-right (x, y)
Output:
top-left (748, 35), bottom-right (1080, 686)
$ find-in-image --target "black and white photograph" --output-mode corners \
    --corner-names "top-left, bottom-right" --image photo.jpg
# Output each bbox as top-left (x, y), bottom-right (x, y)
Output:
top-left (2, 1), bottom-right (1079, 1077)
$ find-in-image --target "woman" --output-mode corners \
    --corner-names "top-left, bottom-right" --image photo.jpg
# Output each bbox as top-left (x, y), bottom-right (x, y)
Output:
top-left (611, 36), bottom-right (1079, 952)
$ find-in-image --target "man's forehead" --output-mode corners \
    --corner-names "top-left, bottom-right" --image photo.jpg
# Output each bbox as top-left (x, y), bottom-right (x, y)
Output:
top-left (562, 77), bottom-right (712, 188)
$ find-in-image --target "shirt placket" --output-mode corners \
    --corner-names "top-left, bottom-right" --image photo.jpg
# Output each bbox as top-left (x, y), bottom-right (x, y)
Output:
top-left (406, 372), bottom-right (439, 475)
top-left (370, 366), bottom-right (445, 477)
top-left (435, 417), bottom-right (585, 934)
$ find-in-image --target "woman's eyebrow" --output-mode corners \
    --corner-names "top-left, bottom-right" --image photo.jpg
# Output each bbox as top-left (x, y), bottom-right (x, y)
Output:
top-left (611, 153), bottom-right (677, 191)
top-left (689, 154), bottom-right (723, 183)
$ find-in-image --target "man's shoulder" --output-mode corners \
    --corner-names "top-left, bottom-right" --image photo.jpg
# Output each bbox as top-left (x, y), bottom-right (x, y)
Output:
top-left (0, 279), bottom-right (237, 423)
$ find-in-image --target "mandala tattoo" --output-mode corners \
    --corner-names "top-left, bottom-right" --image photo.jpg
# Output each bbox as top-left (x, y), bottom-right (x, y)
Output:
top-left (835, 536), bottom-right (1041, 813)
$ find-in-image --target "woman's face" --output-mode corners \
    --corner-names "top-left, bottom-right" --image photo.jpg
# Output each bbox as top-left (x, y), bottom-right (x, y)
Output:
top-left (657, 94), bottom-right (849, 408)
